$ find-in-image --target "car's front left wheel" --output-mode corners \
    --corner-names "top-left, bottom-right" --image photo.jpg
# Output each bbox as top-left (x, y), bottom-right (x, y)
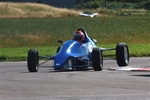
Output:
top-left (92, 48), bottom-right (103, 71)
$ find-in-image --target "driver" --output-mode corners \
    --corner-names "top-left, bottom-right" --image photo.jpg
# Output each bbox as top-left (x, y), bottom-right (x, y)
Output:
top-left (73, 30), bottom-right (85, 42)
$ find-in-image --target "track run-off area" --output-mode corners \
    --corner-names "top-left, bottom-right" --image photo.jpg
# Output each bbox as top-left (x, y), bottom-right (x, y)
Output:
top-left (0, 57), bottom-right (149, 100)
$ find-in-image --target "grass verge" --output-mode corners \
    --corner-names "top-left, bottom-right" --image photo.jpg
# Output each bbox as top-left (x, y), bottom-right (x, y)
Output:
top-left (0, 16), bottom-right (150, 47)
top-left (0, 44), bottom-right (149, 62)
top-left (0, 2), bottom-right (79, 18)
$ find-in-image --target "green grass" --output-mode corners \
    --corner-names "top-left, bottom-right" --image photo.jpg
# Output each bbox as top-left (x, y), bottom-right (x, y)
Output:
top-left (0, 47), bottom-right (56, 61)
top-left (0, 16), bottom-right (150, 48)
top-left (0, 44), bottom-right (149, 61)
top-left (0, 15), bottom-right (150, 61)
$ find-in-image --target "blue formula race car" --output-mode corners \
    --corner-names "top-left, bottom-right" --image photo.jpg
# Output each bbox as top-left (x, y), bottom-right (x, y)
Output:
top-left (27, 28), bottom-right (129, 72)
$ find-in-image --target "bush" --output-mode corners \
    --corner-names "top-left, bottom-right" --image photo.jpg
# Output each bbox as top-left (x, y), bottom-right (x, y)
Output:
top-left (74, 0), bottom-right (150, 10)
top-left (74, 0), bottom-right (104, 9)
top-left (143, 1), bottom-right (150, 10)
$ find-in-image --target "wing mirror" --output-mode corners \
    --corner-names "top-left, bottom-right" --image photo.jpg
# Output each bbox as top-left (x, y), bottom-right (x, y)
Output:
top-left (91, 38), bottom-right (97, 44)
top-left (57, 40), bottom-right (63, 44)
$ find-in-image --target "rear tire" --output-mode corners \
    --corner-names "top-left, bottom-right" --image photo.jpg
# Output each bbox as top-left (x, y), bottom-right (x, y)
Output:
top-left (27, 49), bottom-right (39, 72)
top-left (92, 48), bottom-right (103, 71)
top-left (116, 42), bottom-right (129, 67)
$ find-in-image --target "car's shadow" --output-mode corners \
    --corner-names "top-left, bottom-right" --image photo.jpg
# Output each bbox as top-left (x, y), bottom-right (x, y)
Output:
top-left (130, 74), bottom-right (150, 77)
top-left (22, 65), bottom-right (94, 73)
top-left (48, 68), bottom-right (94, 73)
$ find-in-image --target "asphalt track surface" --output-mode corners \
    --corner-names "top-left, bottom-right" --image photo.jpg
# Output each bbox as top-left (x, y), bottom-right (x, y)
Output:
top-left (0, 57), bottom-right (150, 100)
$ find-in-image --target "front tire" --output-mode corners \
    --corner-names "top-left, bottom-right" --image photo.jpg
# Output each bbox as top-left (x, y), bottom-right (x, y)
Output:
top-left (116, 42), bottom-right (129, 67)
top-left (27, 49), bottom-right (39, 72)
top-left (92, 48), bottom-right (103, 71)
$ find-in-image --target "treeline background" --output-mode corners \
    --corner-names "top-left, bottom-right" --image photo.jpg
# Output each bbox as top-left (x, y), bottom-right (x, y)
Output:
top-left (0, 0), bottom-right (150, 10)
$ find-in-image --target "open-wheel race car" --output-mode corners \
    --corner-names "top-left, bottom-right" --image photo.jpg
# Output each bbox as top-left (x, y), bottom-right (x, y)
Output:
top-left (27, 28), bottom-right (129, 72)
